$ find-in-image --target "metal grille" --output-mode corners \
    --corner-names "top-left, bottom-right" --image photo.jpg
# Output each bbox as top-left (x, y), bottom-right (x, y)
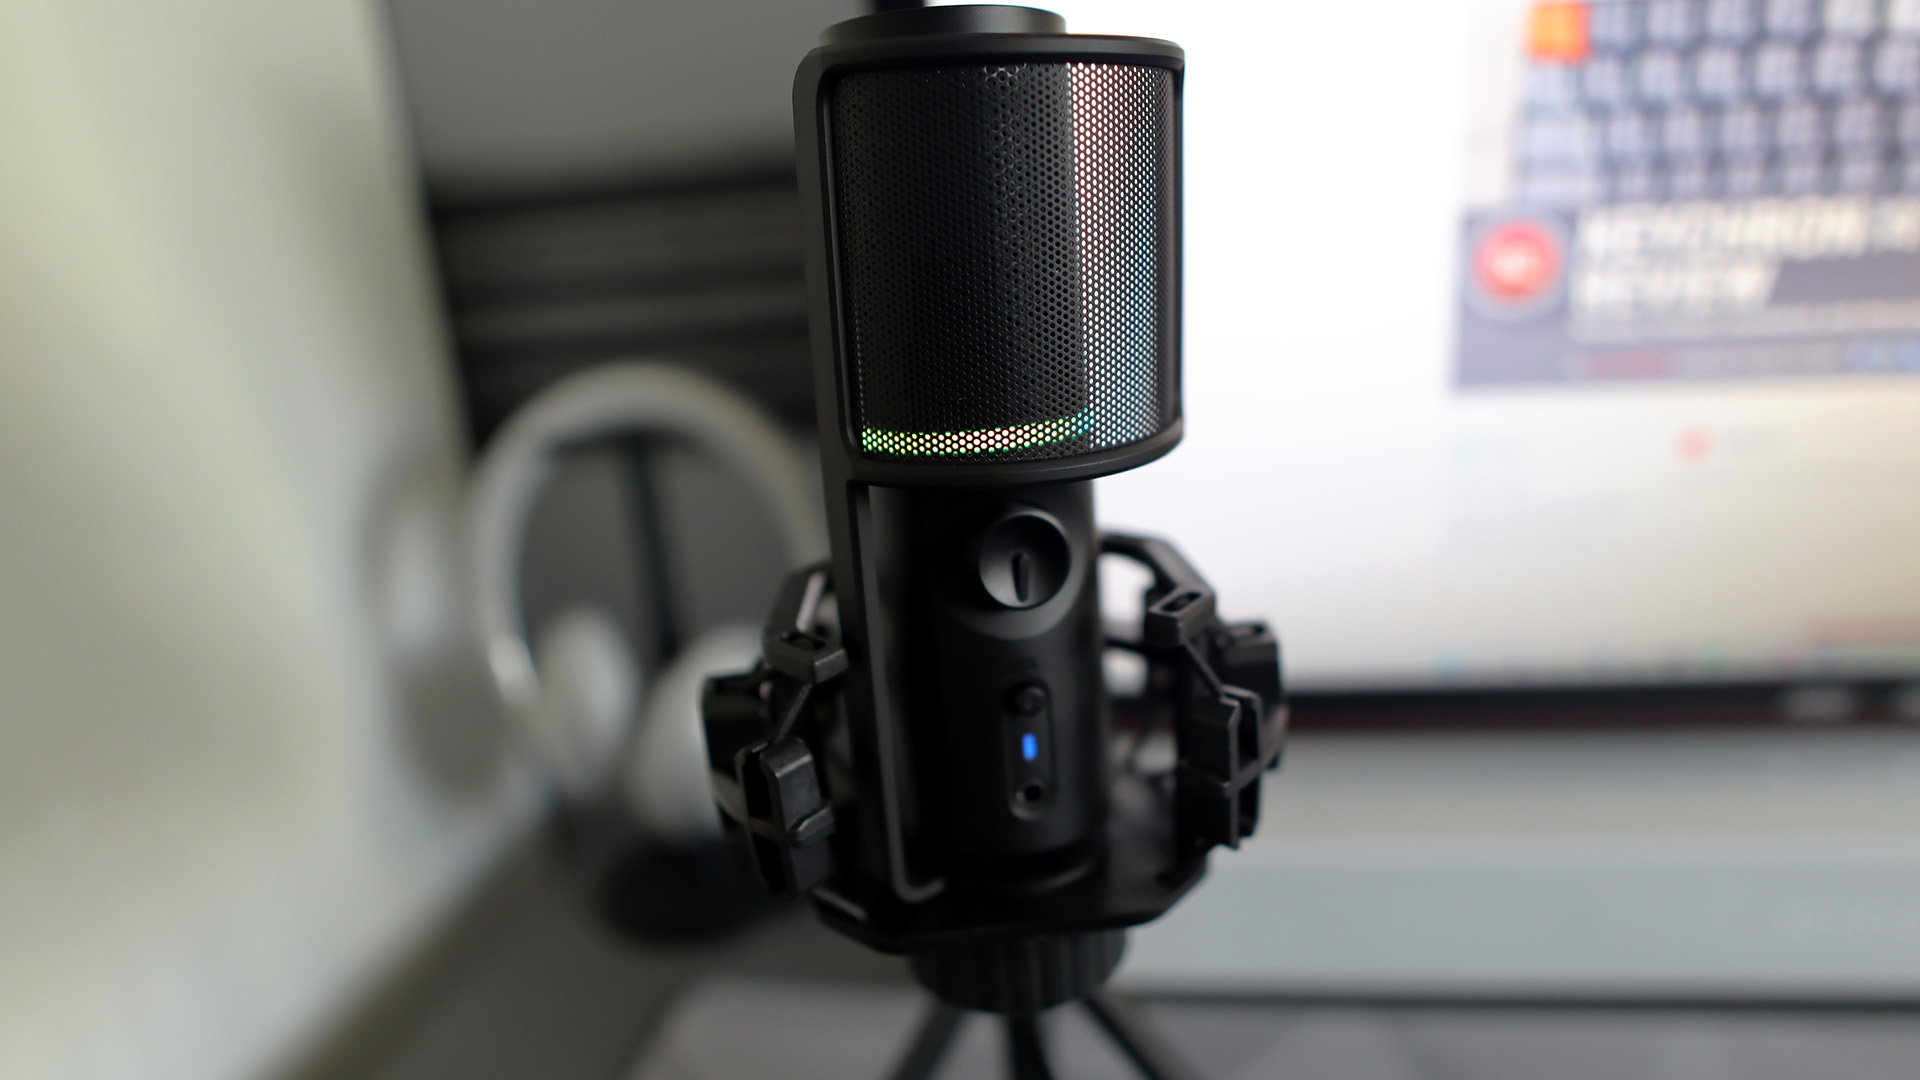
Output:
top-left (830, 61), bottom-right (1176, 464)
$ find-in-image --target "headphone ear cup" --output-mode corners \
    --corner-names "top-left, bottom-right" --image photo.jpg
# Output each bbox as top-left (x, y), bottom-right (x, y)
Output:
top-left (622, 622), bottom-right (763, 844)
top-left (529, 605), bottom-right (642, 800)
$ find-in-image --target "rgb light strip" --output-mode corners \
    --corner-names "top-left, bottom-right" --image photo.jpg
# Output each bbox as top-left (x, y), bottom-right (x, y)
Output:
top-left (861, 409), bottom-right (1094, 457)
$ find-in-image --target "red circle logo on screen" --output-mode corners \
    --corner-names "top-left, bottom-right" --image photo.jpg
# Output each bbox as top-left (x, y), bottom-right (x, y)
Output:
top-left (1471, 220), bottom-right (1563, 307)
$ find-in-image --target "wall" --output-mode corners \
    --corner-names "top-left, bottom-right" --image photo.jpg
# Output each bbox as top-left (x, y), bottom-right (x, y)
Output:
top-left (0, 2), bottom-right (529, 1077)
top-left (386, 0), bottom-right (861, 194)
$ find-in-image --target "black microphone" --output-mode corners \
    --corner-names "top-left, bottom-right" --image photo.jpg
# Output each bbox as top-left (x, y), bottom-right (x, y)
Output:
top-left (704, 2), bottom-right (1283, 1029)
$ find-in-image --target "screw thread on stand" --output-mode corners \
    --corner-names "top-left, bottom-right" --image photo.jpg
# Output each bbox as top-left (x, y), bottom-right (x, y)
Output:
top-left (909, 930), bottom-right (1126, 1015)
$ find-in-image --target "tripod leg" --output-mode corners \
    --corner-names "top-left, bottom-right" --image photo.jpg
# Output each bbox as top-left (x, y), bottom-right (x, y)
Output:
top-left (1004, 1014), bottom-right (1056, 1080)
top-left (1082, 987), bottom-right (1200, 1080)
top-left (888, 1001), bottom-right (967, 1080)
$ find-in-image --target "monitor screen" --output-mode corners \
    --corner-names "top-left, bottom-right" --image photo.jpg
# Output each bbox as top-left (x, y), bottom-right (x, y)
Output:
top-left (943, 0), bottom-right (1920, 691)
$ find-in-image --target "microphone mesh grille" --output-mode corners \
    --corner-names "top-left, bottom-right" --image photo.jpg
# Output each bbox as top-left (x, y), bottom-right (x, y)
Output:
top-left (831, 61), bottom-right (1176, 464)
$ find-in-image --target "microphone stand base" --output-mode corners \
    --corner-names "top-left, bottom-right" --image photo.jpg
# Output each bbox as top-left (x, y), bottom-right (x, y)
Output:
top-left (887, 976), bottom-right (1199, 1080)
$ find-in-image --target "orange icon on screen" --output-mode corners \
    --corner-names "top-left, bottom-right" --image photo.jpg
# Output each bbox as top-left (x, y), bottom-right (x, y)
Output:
top-left (1472, 221), bottom-right (1563, 306)
top-left (1528, 2), bottom-right (1590, 63)
top-left (1678, 426), bottom-right (1712, 462)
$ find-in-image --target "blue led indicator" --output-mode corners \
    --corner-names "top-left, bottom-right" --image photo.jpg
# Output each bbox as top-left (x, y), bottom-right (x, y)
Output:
top-left (1021, 733), bottom-right (1039, 762)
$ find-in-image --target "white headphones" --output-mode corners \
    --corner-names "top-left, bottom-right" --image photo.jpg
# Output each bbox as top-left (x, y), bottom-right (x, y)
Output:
top-left (465, 362), bottom-right (822, 840)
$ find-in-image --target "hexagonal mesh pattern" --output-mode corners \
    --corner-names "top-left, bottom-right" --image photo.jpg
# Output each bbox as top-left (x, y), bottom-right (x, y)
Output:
top-left (830, 61), bottom-right (1176, 464)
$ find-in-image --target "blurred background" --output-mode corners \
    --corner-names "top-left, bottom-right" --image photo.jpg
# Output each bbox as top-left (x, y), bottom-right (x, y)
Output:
top-left (5, 0), bottom-right (1920, 1077)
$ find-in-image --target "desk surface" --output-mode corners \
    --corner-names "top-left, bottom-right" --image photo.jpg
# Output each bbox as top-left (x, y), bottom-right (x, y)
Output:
top-left (298, 727), bottom-right (1920, 1078)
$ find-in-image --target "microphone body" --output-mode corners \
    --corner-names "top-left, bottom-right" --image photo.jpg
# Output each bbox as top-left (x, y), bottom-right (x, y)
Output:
top-left (797, 5), bottom-right (1182, 906)
top-left (870, 480), bottom-right (1106, 888)
top-left (704, 4), bottom-right (1282, 1016)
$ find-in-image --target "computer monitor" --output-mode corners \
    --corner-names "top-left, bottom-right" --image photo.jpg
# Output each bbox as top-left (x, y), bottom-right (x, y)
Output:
top-left (956, 0), bottom-right (1920, 695)
top-left (891, 0), bottom-right (1920, 999)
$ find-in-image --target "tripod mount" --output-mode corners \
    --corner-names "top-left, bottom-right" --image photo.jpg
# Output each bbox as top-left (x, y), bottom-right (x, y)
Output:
top-left (702, 532), bottom-right (1284, 1078)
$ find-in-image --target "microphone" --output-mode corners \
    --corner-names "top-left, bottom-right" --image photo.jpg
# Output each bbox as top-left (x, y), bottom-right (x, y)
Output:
top-left (704, 3), bottom-right (1283, 1026)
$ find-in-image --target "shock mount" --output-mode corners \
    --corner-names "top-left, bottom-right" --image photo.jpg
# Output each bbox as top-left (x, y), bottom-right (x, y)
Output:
top-left (702, 533), bottom-right (1285, 1079)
